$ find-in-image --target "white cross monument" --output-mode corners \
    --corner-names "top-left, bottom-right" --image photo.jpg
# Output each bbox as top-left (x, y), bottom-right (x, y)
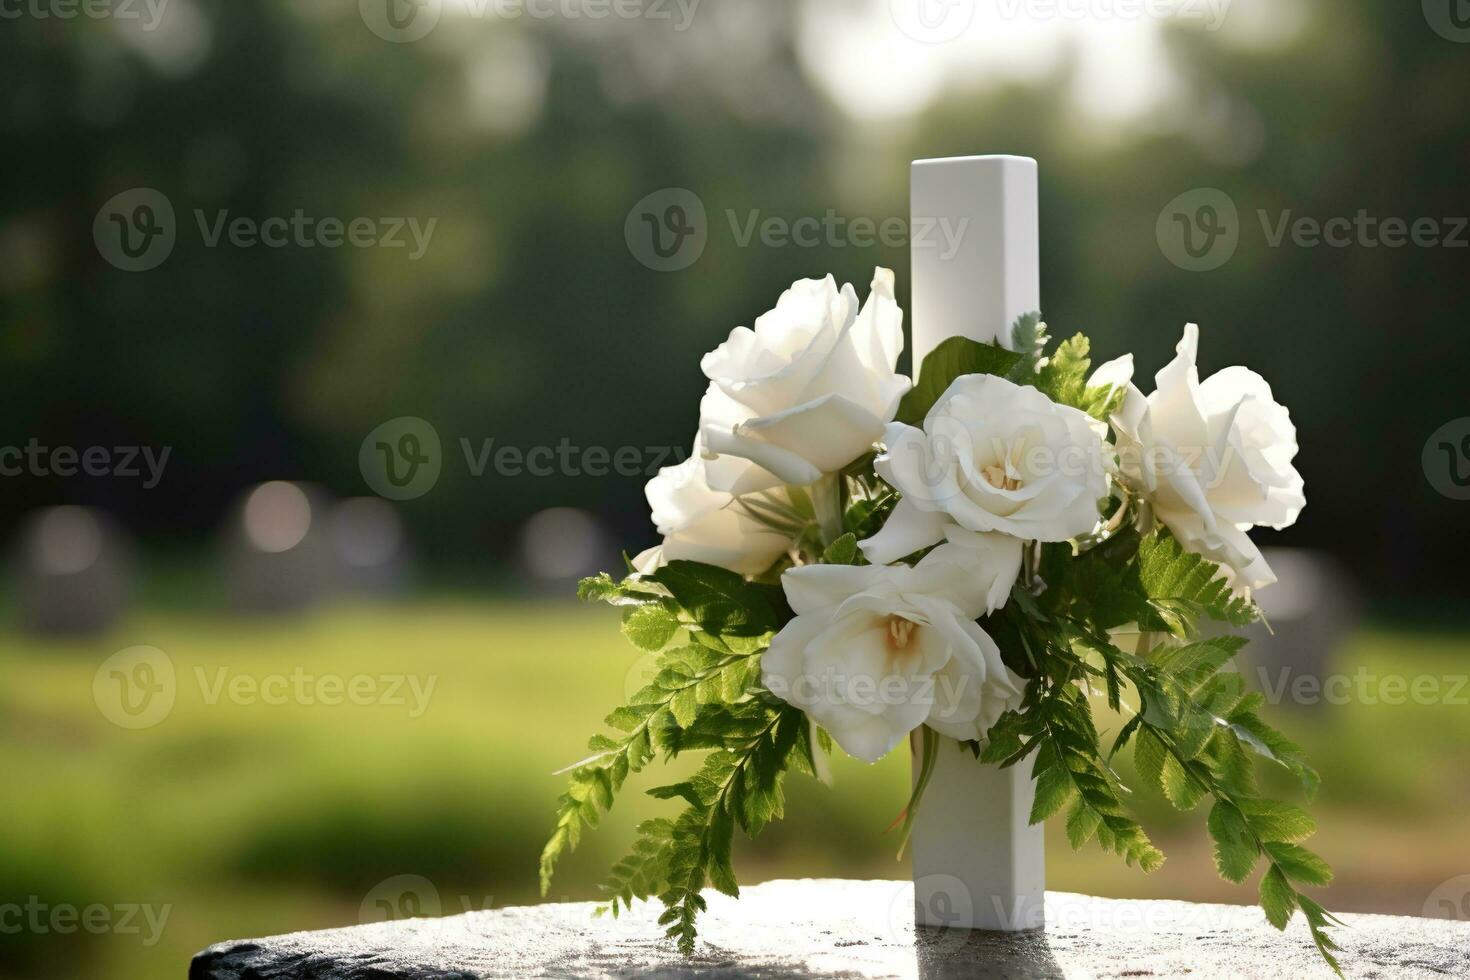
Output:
top-left (908, 155), bottom-right (1047, 933)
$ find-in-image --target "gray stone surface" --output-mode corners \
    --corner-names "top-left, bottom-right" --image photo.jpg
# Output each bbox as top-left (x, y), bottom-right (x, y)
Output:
top-left (190, 878), bottom-right (1470, 979)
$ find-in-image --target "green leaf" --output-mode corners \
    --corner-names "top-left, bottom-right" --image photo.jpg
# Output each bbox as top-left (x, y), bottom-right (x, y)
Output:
top-left (1297, 894), bottom-right (1346, 976)
top-left (1259, 865), bottom-right (1297, 930)
top-left (1239, 799), bottom-right (1316, 843)
top-left (1264, 842), bottom-right (1333, 887)
top-left (578, 572), bottom-right (662, 606)
top-left (719, 658), bottom-right (756, 701)
top-left (843, 494), bottom-right (896, 541)
top-left (895, 336), bottom-right (1025, 425)
top-left (578, 572), bottom-right (623, 602)
top-left (669, 687), bottom-right (699, 728)
top-left (1207, 801), bottom-right (1258, 883)
top-left (820, 532), bottom-right (860, 565)
top-left (604, 704), bottom-right (655, 733)
top-left (647, 782), bottom-right (701, 807)
top-left (1010, 312), bottom-right (1047, 358)
top-left (621, 603), bottom-right (679, 651)
top-left (1016, 329), bottom-right (1130, 420)
top-left (1029, 750), bottom-right (1079, 825)
top-left (979, 710), bottom-right (1029, 765)
top-left (1160, 752), bottom-right (1206, 810)
top-left (595, 818), bottom-right (677, 915)
top-left (647, 560), bottom-right (786, 637)
top-left (1038, 532), bottom-right (1151, 629)
top-left (1156, 636), bottom-right (1247, 692)
top-left (1170, 702), bottom-right (1217, 761)
top-left (1202, 727), bottom-right (1257, 796)
top-left (1065, 799), bottom-right (1102, 849)
top-left (1227, 708), bottom-right (1321, 799)
top-left (1133, 727), bottom-right (1167, 790)
top-left (1137, 531), bottom-right (1259, 629)
top-left (1028, 333), bottom-right (1093, 410)
top-left (705, 807), bottom-right (739, 897)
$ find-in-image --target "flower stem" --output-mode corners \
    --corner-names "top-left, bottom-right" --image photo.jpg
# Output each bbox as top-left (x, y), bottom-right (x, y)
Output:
top-left (811, 473), bottom-right (844, 547)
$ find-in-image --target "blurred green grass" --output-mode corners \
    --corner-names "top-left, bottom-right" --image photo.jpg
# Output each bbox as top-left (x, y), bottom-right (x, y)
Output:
top-left (2, 600), bottom-right (1468, 979)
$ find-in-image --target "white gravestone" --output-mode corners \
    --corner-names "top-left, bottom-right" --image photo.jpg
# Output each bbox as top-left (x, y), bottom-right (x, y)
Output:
top-left (908, 155), bottom-right (1046, 932)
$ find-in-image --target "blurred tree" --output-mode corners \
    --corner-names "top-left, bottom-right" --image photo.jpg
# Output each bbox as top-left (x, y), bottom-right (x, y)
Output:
top-left (0, 0), bottom-right (1465, 602)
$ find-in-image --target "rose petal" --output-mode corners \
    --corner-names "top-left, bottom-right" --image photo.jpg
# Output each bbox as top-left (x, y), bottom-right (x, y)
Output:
top-left (857, 496), bottom-right (949, 566)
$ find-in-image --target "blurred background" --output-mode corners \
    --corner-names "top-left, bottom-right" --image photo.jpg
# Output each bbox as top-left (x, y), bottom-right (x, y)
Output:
top-left (3, 0), bottom-right (1469, 976)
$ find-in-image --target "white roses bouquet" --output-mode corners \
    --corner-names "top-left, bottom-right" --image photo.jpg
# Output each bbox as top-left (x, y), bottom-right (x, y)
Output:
top-left (542, 270), bottom-right (1341, 970)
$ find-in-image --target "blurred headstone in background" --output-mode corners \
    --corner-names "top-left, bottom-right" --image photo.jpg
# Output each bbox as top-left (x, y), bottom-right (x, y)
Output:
top-left (12, 505), bottom-right (131, 635)
top-left (518, 507), bottom-right (615, 593)
top-left (328, 496), bottom-right (411, 597)
top-left (1236, 548), bottom-right (1360, 710)
top-left (224, 481), bottom-right (334, 614)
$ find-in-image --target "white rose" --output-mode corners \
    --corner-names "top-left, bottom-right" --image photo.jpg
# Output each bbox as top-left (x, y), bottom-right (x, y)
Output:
top-left (860, 374), bottom-right (1108, 565)
top-left (1093, 323), bottom-right (1305, 590)
top-left (633, 444), bottom-right (793, 578)
top-left (762, 539), bottom-right (1025, 763)
top-left (698, 267), bottom-right (911, 495)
